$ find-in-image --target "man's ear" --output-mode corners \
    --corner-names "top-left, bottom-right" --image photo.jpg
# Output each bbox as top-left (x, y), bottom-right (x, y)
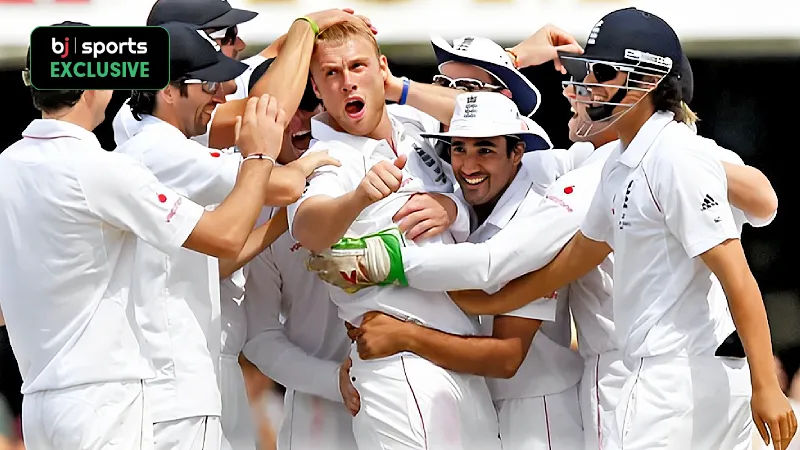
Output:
top-left (379, 54), bottom-right (389, 83)
top-left (310, 76), bottom-right (322, 100)
top-left (512, 141), bottom-right (525, 164)
top-left (159, 85), bottom-right (177, 106)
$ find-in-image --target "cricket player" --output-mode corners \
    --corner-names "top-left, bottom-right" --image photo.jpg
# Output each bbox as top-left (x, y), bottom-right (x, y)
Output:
top-left (287, 19), bottom-right (507, 450)
top-left (446, 8), bottom-right (796, 450)
top-left (110, 22), bottom-right (297, 450)
top-left (0, 21), bottom-right (284, 450)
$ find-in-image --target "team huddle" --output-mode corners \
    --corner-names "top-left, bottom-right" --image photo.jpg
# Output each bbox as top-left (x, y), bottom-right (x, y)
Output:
top-left (0, 0), bottom-right (797, 449)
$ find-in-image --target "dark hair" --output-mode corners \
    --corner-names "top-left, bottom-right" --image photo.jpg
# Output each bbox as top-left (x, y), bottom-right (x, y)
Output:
top-left (30, 89), bottom-right (84, 114)
top-left (505, 136), bottom-right (524, 157)
top-left (129, 79), bottom-right (189, 121)
top-left (641, 71), bottom-right (698, 125)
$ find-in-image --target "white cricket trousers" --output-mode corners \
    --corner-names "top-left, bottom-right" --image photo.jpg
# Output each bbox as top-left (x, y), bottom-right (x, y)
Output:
top-left (494, 384), bottom-right (583, 450)
top-left (277, 389), bottom-right (358, 450)
top-left (154, 416), bottom-right (226, 450)
top-left (349, 348), bottom-right (502, 450)
top-left (580, 350), bottom-right (628, 450)
top-left (609, 354), bottom-right (753, 450)
top-left (22, 380), bottom-right (153, 449)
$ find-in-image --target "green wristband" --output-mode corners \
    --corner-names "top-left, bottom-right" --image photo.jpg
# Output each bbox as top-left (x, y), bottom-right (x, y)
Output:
top-left (296, 16), bottom-right (320, 36)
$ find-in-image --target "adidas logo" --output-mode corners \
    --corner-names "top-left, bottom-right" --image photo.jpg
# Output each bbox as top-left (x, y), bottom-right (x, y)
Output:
top-left (701, 194), bottom-right (718, 211)
top-left (587, 19), bottom-right (603, 46)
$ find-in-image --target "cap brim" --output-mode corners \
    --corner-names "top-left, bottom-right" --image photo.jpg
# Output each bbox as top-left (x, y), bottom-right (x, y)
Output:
top-left (201, 8), bottom-right (258, 29)
top-left (421, 129), bottom-right (552, 152)
top-left (187, 56), bottom-right (248, 82)
top-left (431, 36), bottom-right (541, 117)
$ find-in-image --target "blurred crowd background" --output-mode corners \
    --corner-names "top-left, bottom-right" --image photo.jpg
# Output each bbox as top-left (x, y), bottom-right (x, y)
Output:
top-left (1, 0), bottom-right (800, 448)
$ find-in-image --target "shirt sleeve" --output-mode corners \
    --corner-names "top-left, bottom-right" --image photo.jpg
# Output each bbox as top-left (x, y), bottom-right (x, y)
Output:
top-left (286, 145), bottom-right (352, 240)
top-left (242, 248), bottom-right (343, 403)
top-left (79, 153), bottom-right (205, 255)
top-left (439, 191), bottom-right (472, 243)
top-left (402, 193), bottom-right (581, 291)
top-left (502, 297), bottom-right (558, 321)
top-left (138, 137), bottom-right (239, 207)
top-left (522, 148), bottom-right (583, 195)
top-left (579, 183), bottom-right (613, 244)
top-left (656, 148), bottom-right (740, 258)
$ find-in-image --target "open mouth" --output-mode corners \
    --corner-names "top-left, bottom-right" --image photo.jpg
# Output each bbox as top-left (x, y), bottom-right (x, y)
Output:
top-left (345, 98), bottom-right (366, 119)
top-left (291, 129), bottom-right (312, 150)
top-left (462, 175), bottom-right (487, 187)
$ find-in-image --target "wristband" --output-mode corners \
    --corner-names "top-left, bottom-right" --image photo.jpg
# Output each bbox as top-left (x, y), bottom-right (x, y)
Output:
top-left (398, 77), bottom-right (410, 105)
top-left (241, 153), bottom-right (277, 166)
top-left (296, 16), bottom-right (320, 36)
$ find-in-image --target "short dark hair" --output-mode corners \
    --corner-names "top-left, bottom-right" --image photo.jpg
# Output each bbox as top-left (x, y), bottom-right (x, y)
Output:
top-left (25, 21), bottom-right (89, 114)
top-left (129, 79), bottom-right (189, 121)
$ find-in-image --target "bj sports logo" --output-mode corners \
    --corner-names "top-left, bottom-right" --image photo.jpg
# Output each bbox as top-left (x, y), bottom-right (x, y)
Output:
top-left (29, 26), bottom-right (170, 90)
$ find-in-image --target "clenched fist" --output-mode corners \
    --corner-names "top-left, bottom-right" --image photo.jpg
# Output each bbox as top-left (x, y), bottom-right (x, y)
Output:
top-left (355, 155), bottom-right (407, 206)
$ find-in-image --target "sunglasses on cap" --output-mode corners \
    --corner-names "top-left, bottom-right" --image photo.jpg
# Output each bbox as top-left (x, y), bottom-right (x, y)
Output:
top-left (181, 79), bottom-right (222, 94)
top-left (206, 26), bottom-right (238, 46)
top-left (433, 74), bottom-right (504, 93)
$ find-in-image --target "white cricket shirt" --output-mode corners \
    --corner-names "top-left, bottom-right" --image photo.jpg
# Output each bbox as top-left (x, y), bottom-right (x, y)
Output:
top-left (243, 208), bottom-right (351, 403)
top-left (580, 111), bottom-right (761, 367)
top-left (287, 105), bottom-right (476, 335)
top-left (113, 54), bottom-right (267, 148)
top-left (0, 119), bottom-right (204, 394)
top-left (114, 115), bottom-right (240, 421)
top-left (464, 164), bottom-right (583, 400)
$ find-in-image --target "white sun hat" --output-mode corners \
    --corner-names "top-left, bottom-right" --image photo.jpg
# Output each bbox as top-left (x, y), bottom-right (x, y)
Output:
top-left (421, 92), bottom-right (552, 151)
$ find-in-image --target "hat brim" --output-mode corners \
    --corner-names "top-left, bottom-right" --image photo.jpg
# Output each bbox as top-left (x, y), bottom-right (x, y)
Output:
top-left (421, 129), bottom-right (552, 153)
top-left (201, 8), bottom-right (258, 29)
top-left (431, 36), bottom-right (541, 117)
top-left (186, 55), bottom-right (248, 82)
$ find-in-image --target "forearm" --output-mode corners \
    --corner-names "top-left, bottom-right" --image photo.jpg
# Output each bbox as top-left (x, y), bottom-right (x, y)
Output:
top-left (198, 162), bottom-right (275, 258)
top-left (292, 192), bottom-right (370, 254)
top-left (219, 209), bottom-right (288, 279)
top-left (722, 162), bottom-right (778, 221)
top-left (257, 33), bottom-right (287, 59)
top-left (264, 165), bottom-right (306, 207)
top-left (242, 334), bottom-right (342, 402)
top-left (388, 80), bottom-right (459, 125)
top-left (249, 20), bottom-right (316, 114)
top-left (405, 325), bottom-right (524, 379)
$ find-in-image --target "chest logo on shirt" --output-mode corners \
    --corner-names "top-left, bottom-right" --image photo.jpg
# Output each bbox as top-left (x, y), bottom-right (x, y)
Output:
top-left (290, 242), bottom-right (303, 252)
top-left (157, 193), bottom-right (167, 203)
top-left (209, 151), bottom-right (221, 158)
top-left (617, 180), bottom-right (633, 230)
top-left (414, 144), bottom-right (448, 184)
top-left (563, 186), bottom-right (574, 194)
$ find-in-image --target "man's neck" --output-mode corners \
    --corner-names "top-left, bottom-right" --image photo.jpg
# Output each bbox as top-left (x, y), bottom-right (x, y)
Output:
top-left (43, 109), bottom-right (95, 132)
top-left (367, 109), bottom-right (396, 151)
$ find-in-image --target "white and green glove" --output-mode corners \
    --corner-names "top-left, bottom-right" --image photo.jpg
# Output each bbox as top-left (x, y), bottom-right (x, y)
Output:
top-left (306, 227), bottom-right (408, 293)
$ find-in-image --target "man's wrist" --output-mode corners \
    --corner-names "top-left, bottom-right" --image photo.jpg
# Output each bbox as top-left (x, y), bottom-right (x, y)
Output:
top-left (403, 324), bottom-right (422, 354)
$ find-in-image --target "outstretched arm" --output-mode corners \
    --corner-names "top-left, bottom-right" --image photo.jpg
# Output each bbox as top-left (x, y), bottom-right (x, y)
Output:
top-left (448, 231), bottom-right (610, 315)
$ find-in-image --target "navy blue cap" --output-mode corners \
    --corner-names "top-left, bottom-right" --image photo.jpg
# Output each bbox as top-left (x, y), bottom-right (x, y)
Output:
top-left (162, 21), bottom-right (247, 82)
top-left (561, 8), bottom-right (684, 80)
top-left (148, 0), bottom-right (257, 29)
top-left (248, 58), bottom-right (320, 112)
top-left (680, 53), bottom-right (693, 103)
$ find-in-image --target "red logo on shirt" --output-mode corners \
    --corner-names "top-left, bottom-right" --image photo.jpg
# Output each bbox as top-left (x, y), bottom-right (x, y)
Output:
top-left (546, 195), bottom-right (573, 213)
top-left (290, 242), bottom-right (303, 252)
top-left (157, 194), bottom-right (167, 203)
top-left (209, 151), bottom-right (221, 158)
top-left (563, 186), bottom-right (574, 194)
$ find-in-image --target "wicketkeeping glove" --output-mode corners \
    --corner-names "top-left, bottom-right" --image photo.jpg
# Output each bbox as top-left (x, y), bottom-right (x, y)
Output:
top-left (306, 227), bottom-right (408, 293)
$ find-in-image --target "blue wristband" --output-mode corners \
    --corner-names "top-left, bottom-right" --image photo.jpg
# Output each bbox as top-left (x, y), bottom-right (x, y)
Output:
top-left (398, 77), bottom-right (410, 105)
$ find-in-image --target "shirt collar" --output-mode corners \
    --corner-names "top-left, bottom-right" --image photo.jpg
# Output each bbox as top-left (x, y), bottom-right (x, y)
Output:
top-left (132, 114), bottom-right (188, 140)
top-left (21, 119), bottom-right (102, 149)
top-left (310, 110), bottom-right (406, 159)
top-left (618, 111), bottom-right (675, 168)
top-left (480, 163), bottom-right (533, 231)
